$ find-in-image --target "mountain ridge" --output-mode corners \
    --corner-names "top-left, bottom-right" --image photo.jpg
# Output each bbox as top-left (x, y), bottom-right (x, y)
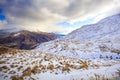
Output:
top-left (67, 13), bottom-right (120, 40)
top-left (0, 30), bottom-right (58, 50)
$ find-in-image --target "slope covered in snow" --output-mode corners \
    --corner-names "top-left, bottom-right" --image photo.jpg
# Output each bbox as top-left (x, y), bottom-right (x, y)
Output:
top-left (67, 14), bottom-right (120, 40)
top-left (36, 14), bottom-right (120, 59)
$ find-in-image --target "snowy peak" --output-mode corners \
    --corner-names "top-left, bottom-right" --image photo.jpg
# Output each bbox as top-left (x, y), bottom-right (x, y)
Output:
top-left (98, 13), bottom-right (120, 23)
top-left (67, 14), bottom-right (120, 40)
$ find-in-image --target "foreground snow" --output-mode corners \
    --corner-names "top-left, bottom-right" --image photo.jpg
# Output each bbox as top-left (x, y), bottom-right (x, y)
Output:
top-left (0, 51), bottom-right (120, 80)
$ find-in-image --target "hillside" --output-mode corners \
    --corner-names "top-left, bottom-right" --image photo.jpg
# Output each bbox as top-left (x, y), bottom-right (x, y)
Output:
top-left (36, 14), bottom-right (120, 59)
top-left (67, 14), bottom-right (120, 40)
top-left (0, 30), bottom-right (58, 50)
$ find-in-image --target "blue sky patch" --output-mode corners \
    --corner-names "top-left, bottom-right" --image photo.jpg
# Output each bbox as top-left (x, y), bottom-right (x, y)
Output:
top-left (57, 17), bottom-right (94, 28)
top-left (0, 15), bottom-right (6, 21)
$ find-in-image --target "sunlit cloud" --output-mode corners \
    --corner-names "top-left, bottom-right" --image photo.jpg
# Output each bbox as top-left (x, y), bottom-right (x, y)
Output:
top-left (0, 0), bottom-right (120, 34)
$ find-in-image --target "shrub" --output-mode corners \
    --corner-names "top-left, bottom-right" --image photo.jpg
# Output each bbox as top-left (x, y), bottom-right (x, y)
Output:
top-left (17, 66), bottom-right (23, 71)
top-left (11, 75), bottom-right (23, 80)
top-left (9, 70), bottom-right (16, 74)
top-left (31, 66), bottom-right (39, 74)
top-left (0, 46), bottom-right (9, 55)
top-left (1, 66), bottom-right (9, 70)
top-left (99, 45), bottom-right (110, 52)
top-left (11, 65), bottom-right (18, 68)
top-left (111, 49), bottom-right (120, 54)
top-left (55, 64), bottom-right (61, 69)
top-left (40, 65), bottom-right (46, 70)
top-left (0, 67), bottom-right (2, 71)
top-left (0, 61), bottom-right (6, 64)
top-left (47, 64), bottom-right (54, 70)
top-left (22, 67), bottom-right (31, 77)
top-left (79, 61), bottom-right (88, 69)
top-left (62, 65), bottom-right (70, 73)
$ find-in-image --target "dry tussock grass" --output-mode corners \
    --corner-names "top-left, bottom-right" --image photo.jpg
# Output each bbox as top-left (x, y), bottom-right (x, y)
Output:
top-left (111, 49), bottom-right (120, 54)
top-left (0, 46), bottom-right (9, 55)
top-left (0, 46), bottom-right (27, 55)
top-left (10, 65), bottom-right (18, 68)
top-left (11, 75), bottom-right (23, 80)
top-left (17, 66), bottom-right (23, 71)
top-left (62, 65), bottom-right (70, 73)
top-left (79, 61), bottom-right (88, 69)
top-left (0, 66), bottom-right (9, 70)
top-left (9, 70), bottom-right (16, 74)
top-left (31, 66), bottom-right (39, 74)
top-left (22, 67), bottom-right (31, 77)
top-left (0, 60), bottom-right (6, 64)
top-left (47, 64), bottom-right (54, 70)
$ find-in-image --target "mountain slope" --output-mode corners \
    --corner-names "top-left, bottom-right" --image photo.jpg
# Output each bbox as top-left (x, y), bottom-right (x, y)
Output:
top-left (36, 14), bottom-right (120, 59)
top-left (0, 30), bottom-right (58, 50)
top-left (67, 14), bottom-right (120, 40)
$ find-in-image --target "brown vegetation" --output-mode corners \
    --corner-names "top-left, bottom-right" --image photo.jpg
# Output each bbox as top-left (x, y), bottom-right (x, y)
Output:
top-left (0, 66), bottom-right (9, 70)
top-left (10, 65), bottom-right (18, 68)
top-left (11, 75), bottom-right (23, 80)
top-left (111, 49), bottom-right (120, 54)
top-left (79, 61), bottom-right (88, 69)
top-left (62, 65), bottom-right (70, 73)
top-left (0, 60), bottom-right (6, 64)
top-left (22, 67), bottom-right (32, 77)
top-left (0, 46), bottom-right (9, 55)
top-left (17, 66), bottom-right (23, 71)
top-left (31, 66), bottom-right (39, 74)
top-left (47, 64), bottom-right (54, 70)
top-left (9, 70), bottom-right (16, 74)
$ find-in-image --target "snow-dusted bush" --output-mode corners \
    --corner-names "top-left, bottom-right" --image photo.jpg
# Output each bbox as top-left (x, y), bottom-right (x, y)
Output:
top-left (111, 49), bottom-right (120, 54)
top-left (62, 65), bottom-right (70, 73)
top-left (31, 66), bottom-right (39, 74)
top-left (11, 75), bottom-right (23, 80)
top-left (47, 64), bottom-right (54, 70)
top-left (22, 67), bottom-right (31, 77)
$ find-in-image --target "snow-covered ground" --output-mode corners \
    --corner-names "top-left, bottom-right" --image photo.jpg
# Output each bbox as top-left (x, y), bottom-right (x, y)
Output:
top-left (36, 39), bottom-right (120, 60)
top-left (0, 51), bottom-right (120, 80)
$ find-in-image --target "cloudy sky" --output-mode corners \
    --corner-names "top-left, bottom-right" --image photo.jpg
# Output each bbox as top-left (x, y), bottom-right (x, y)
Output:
top-left (0, 0), bottom-right (120, 34)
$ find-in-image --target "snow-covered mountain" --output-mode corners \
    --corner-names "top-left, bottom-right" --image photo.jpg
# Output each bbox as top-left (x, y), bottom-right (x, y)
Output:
top-left (0, 14), bottom-right (120, 80)
top-left (36, 14), bottom-right (120, 59)
top-left (67, 14), bottom-right (120, 40)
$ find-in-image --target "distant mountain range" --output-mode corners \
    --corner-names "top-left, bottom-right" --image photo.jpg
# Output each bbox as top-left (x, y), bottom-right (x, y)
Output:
top-left (0, 30), bottom-right (58, 50)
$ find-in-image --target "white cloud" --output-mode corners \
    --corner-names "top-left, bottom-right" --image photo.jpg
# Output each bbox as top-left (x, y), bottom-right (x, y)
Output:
top-left (0, 0), bottom-right (120, 34)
